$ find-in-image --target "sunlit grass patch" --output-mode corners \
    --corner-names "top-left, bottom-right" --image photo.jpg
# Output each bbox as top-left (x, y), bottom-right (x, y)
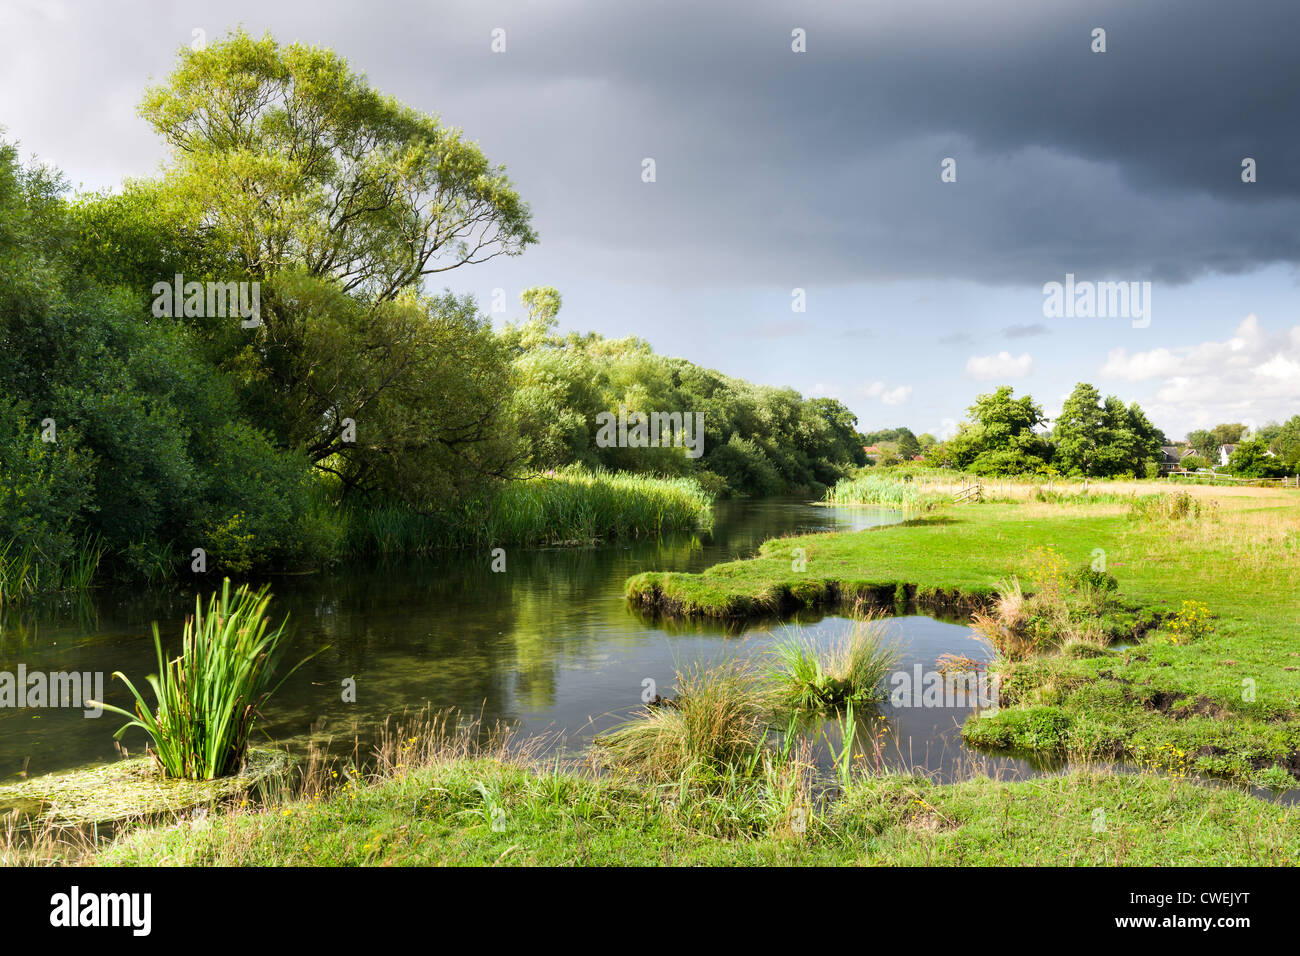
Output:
top-left (342, 466), bottom-right (714, 554)
top-left (825, 475), bottom-right (947, 511)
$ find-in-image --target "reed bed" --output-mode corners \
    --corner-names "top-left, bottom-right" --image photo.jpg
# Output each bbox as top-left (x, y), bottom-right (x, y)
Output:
top-left (343, 467), bottom-right (714, 555)
top-left (0, 537), bottom-right (101, 608)
top-left (824, 475), bottom-right (948, 511)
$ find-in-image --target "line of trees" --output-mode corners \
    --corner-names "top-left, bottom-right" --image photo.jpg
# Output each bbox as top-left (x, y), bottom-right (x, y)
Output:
top-left (914, 383), bottom-right (1166, 477)
top-left (878, 388), bottom-right (1299, 479)
top-left (502, 295), bottom-right (866, 497)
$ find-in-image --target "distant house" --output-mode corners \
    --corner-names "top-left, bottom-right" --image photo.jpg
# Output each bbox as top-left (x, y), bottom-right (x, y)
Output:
top-left (1159, 445), bottom-right (1194, 472)
top-left (863, 444), bottom-right (882, 462)
top-left (1218, 443), bottom-right (1274, 467)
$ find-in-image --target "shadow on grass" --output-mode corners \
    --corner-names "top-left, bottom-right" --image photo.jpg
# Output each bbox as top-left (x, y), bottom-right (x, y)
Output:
top-left (897, 516), bottom-right (960, 528)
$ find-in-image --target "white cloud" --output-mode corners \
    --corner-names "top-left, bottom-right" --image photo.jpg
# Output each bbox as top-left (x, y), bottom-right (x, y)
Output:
top-left (965, 351), bottom-right (1032, 380)
top-left (881, 385), bottom-right (912, 405)
top-left (1098, 314), bottom-right (1300, 438)
top-left (1255, 354), bottom-right (1300, 381)
top-left (1100, 346), bottom-right (1180, 381)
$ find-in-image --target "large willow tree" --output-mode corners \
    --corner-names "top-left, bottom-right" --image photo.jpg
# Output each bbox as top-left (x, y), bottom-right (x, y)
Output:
top-left (140, 28), bottom-right (535, 295)
top-left (139, 29), bottom-right (537, 505)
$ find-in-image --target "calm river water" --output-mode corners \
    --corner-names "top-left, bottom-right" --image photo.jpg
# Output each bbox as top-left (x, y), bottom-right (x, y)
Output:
top-left (1, 497), bottom-right (1047, 782)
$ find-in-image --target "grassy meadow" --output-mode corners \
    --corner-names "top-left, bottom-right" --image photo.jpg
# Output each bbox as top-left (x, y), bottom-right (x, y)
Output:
top-left (629, 480), bottom-right (1300, 786)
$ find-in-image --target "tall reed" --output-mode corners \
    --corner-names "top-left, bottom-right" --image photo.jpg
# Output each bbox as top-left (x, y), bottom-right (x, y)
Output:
top-left (343, 467), bottom-right (714, 555)
top-left (0, 537), bottom-right (101, 608)
top-left (0, 539), bottom-right (38, 608)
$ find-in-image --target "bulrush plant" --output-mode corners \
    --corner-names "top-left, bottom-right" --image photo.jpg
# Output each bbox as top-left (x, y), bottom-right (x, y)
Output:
top-left (768, 615), bottom-right (900, 713)
top-left (595, 659), bottom-right (772, 782)
top-left (95, 579), bottom-right (315, 780)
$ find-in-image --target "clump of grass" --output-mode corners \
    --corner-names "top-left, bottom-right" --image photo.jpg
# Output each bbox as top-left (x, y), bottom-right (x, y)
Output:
top-left (595, 659), bottom-right (771, 781)
top-left (0, 539), bottom-right (38, 608)
top-left (971, 577), bottom-right (1032, 659)
top-left (1127, 490), bottom-right (1213, 522)
top-left (94, 579), bottom-right (318, 780)
top-left (972, 575), bottom-right (1109, 659)
top-left (972, 563), bottom-right (1138, 660)
top-left (768, 616), bottom-right (900, 713)
top-left (824, 475), bottom-right (948, 511)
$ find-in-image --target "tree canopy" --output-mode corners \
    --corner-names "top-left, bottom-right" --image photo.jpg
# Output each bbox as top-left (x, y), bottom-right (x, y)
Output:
top-left (1052, 383), bottom-right (1165, 477)
top-left (945, 386), bottom-right (1052, 475)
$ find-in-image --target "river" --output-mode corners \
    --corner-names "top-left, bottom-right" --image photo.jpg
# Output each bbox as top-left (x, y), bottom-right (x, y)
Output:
top-left (1, 497), bottom-right (1047, 783)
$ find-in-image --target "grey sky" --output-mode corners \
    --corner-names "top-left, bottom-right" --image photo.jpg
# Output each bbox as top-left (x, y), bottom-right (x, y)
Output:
top-left (3, 0), bottom-right (1298, 439)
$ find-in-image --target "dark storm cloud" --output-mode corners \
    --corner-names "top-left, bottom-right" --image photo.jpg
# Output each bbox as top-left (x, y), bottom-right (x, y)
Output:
top-left (5, 0), bottom-right (1298, 288)
top-left (347, 0), bottom-right (1300, 287)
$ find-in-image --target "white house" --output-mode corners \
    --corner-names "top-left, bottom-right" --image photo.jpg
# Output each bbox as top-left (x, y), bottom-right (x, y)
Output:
top-left (1219, 443), bottom-right (1276, 467)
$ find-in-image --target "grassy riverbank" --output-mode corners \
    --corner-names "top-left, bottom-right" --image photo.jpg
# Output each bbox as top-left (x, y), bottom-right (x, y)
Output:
top-left (626, 484), bottom-right (1300, 786)
top-left (14, 696), bottom-right (1298, 866)
top-left (10, 481), bottom-right (1297, 867)
top-left (91, 755), bottom-right (1299, 866)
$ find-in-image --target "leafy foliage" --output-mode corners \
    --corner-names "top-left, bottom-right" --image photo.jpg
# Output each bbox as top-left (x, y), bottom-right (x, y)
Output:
top-left (1052, 382), bottom-right (1165, 477)
top-left (944, 386), bottom-right (1053, 475)
top-left (500, 300), bottom-right (868, 496)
